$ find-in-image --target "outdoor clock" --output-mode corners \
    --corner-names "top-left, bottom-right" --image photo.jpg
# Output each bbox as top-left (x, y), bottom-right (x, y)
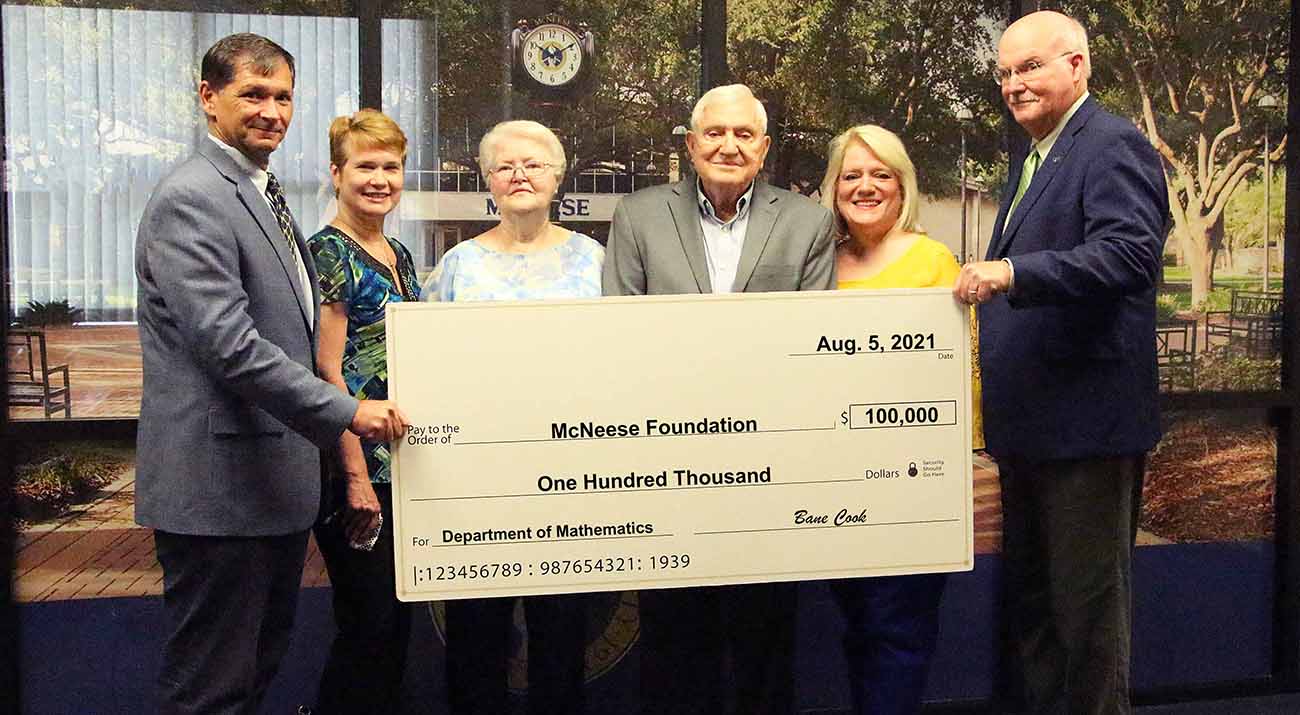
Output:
top-left (512, 20), bottom-right (595, 97)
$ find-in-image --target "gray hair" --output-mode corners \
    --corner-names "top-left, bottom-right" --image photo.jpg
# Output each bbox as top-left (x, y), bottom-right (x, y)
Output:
top-left (689, 84), bottom-right (768, 136)
top-left (477, 120), bottom-right (567, 181)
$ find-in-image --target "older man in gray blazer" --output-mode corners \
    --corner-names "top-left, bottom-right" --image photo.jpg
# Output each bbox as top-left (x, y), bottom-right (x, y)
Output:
top-left (134, 34), bottom-right (406, 715)
top-left (603, 83), bottom-right (834, 715)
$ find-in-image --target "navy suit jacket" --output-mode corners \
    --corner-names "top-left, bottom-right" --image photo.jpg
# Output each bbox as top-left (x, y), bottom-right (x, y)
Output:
top-left (978, 96), bottom-right (1169, 461)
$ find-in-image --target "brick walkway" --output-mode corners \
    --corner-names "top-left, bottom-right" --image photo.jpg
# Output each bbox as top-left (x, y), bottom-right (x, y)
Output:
top-left (14, 457), bottom-right (1005, 603)
top-left (13, 470), bottom-right (330, 603)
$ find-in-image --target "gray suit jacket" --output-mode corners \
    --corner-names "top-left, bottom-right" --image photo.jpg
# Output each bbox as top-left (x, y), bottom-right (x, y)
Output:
top-left (603, 179), bottom-right (836, 295)
top-left (134, 139), bottom-right (358, 537)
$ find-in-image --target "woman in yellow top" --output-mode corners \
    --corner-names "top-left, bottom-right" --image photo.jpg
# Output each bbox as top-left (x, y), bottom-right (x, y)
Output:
top-left (816, 124), bottom-right (952, 715)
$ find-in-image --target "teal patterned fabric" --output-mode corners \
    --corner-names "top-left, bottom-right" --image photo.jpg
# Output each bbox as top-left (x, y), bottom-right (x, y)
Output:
top-left (421, 232), bottom-right (604, 302)
top-left (309, 225), bottom-right (420, 484)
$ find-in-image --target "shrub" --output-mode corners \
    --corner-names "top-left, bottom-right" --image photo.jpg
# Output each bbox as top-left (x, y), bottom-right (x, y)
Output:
top-left (1155, 294), bottom-right (1180, 322)
top-left (1195, 349), bottom-right (1281, 391)
top-left (15, 299), bottom-right (83, 327)
top-left (13, 446), bottom-right (129, 523)
top-left (1192, 289), bottom-right (1234, 314)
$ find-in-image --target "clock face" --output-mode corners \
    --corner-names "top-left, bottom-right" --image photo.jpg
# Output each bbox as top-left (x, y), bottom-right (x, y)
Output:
top-left (522, 24), bottom-right (583, 87)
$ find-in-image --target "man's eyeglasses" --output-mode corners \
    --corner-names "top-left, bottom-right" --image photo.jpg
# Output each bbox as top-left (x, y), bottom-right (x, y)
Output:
top-left (490, 161), bottom-right (555, 179)
top-left (993, 51), bottom-right (1078, 86)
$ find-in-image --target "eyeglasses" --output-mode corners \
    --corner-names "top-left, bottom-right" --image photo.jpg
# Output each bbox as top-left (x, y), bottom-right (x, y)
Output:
top-left (694, 128), bottom-right (762, 145)
top-left (490, 161), bottom-right (555, 180)
top-left (992, 51), bottom-right (1078, 86)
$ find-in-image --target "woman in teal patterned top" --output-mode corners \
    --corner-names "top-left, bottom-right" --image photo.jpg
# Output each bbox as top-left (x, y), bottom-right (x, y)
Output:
top-left (423, 120), bottom-right (601, 715)
top-left (308, 109), bottom-right (420, 715)
top-left (313, 228), bottom-right (419, 480)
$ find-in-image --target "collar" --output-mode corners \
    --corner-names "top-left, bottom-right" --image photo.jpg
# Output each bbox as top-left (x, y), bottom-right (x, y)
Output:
top-left (696, 179), bottom-right (755, 224)
top-left (1031, 91), bottom-right (1089, 160)
top-left (207, 134), bottom-right (270, 195)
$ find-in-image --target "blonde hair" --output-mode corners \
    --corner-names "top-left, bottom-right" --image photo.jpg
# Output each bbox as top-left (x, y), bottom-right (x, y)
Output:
top-left (328, 109), bottom-right (407, 167)
top-left (818, 125), bottom-right (921, 239)
top-left (478, 120), bottom-right (567, 181)
top-left (690, 84), bottom-right (768, 136)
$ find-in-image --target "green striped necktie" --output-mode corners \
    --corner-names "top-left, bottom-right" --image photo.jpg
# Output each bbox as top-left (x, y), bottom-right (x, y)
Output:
top-left (1005, 149), bottom-right (1041, 225)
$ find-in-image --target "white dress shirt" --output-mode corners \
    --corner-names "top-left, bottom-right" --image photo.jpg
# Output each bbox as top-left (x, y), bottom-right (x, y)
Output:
top-left (208, 134), bottom-right (314, 327)
top-left (696, 180), bottom-right (755, 293)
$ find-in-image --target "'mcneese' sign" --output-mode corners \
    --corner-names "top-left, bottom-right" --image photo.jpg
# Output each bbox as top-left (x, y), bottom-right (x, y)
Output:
top-left (401, 191), bottom-right (621, 222)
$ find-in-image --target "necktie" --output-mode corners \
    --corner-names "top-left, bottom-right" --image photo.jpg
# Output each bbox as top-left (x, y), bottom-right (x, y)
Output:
top-left (1006, 149), bottom-right (1041, 221)
top-left (264, 172), bottom-right (299, 259)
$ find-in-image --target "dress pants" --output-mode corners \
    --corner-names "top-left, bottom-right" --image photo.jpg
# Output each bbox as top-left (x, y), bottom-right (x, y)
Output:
top-left (638, 582), bottom-right (798, 715)
top-left (313, 483), bottom-right (412, 714)
top-left (829, 573), bottom-right (947, 715)
top-left (995, 454), bottom-right (1145, 715)
top-left (154, 529), bottom-right (309, 715)
top-left (445, 593), bottom-right (587, 715)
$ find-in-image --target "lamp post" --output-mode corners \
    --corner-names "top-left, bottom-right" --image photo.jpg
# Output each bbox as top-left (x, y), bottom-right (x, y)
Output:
top-left (956, 107), bottom-right (974, 263)
top-left (670, 125), bottom-right (688, 183)
top-left (1259, 93), bottom-right (1280, 291)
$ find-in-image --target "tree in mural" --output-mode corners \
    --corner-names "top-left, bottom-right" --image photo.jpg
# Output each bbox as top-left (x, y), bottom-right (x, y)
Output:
top-left (1225, 167), bottom-right (1286, 266)
top-left (392, 0), bottom-right (699, 192)
top-left (1063, 0), bottom-right (1289, 305)
top-left (727, 0), bottom-right (1006, 195)
top-left (397, 0), bottom-right (1009, 200)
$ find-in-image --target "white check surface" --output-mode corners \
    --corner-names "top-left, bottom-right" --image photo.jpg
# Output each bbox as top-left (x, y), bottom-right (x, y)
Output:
top-left (388, 289), bottom-right (973, 601)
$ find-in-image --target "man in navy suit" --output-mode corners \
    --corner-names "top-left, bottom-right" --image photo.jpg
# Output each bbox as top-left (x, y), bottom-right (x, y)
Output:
top-left (135, 34), bottom-right (407, 714)
top-left (953, 11), bottom-right (1167, 714)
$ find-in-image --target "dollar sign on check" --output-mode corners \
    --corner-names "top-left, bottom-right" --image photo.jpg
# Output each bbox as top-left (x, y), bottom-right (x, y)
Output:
top-left (840, 410), bottom-right (849, 426)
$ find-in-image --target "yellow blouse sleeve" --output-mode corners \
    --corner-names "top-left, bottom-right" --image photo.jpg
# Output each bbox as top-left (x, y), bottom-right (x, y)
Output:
top-left (920, 237), bottom-right (960, 288)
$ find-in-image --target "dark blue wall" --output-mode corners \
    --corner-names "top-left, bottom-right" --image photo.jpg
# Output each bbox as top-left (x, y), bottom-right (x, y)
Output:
top-left (19, 543), bottom-right (1274, 714)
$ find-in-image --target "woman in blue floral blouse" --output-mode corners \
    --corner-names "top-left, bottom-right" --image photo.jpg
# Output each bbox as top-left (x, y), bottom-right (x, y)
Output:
top-left (423, 120), bottom-right (602, 715)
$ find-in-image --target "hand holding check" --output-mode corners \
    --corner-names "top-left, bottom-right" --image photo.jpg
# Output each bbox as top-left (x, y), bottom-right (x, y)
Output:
top-left (351, 400), bottom-right (410, 442)
top-left (953, 260), bottom-right (1012, 305)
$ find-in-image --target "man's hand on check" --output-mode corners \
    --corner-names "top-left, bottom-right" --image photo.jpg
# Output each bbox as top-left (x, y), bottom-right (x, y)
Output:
top-left (351, 400), bottom-right (409, 442)
top-left (953, 260), bottom-right (1012, 305)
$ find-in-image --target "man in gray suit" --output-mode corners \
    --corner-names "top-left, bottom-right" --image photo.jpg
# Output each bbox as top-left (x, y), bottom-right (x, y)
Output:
top-left (603, 83), bottom-right (835, 715)
top-left (134, 34), bottom-right (407, 715)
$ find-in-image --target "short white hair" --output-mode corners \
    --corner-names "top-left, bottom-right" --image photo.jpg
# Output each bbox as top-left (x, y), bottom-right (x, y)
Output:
top-left (689, 84), bottom-right (768, 136)
top-left (477, 120), bottom-right (567, 181)
top-left (1063, 14), bottom-right (1092, 79)
top-left (1013, 10), bottom-right (1092, 79)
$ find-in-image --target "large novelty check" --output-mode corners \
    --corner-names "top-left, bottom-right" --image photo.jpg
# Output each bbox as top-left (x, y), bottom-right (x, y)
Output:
top-left (388, 289), bottom-right (973, 601)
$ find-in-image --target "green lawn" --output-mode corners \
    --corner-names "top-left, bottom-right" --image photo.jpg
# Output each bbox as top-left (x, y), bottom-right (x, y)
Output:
top-left (1160, 266), bottom-right (1282, 312)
